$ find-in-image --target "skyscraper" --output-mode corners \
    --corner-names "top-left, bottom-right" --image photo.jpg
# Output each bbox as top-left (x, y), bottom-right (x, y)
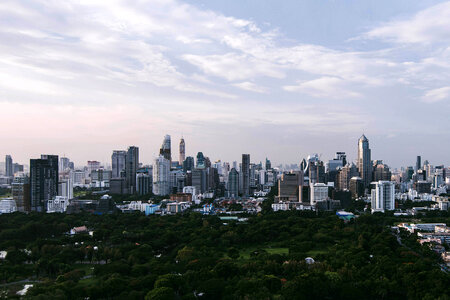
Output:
top-left (30, 155), bottom-right (58, 212)
top-left (227, 168), bottom-right (239, 198)
top-left (160, 135), bottom-right (171, 163)
top-left (153, 155), bottom-right (170, 196)
top-left (5, 155), bottom-right (13, 177)
top-left (416, 156), bottom-right (421, 172)
top-left (112, 150), bottom-right (127, 178)
top-left (179, 137), bottom-right (185, 165)
top-left (126, 146), bottom-right (139, 194)
top-left (59, 157), bottom-right (70, 173)
top-left (242, 154), bottom-right (250, 197)
top-left (12, 175), bottom-right (30, 212)
top-left (183, 156), bottom-right (195, 172)
top-left (371, 181), bottom-right (395, 213)
top-left (196, 152), bottom-right (205, 169)
top-left (358, 134), bottom-right (372, 187)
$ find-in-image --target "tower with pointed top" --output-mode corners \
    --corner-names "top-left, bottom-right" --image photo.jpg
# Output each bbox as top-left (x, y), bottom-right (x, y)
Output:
top-left (357, 134), bottom-right (372, 187)
top-left (179, 137), bottom-right (185, 165)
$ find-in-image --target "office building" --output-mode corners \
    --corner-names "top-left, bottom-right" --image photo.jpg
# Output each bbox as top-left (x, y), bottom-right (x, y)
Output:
top-left (276, 171), bottom-right (304, 202)
top-left (30, 155), bottom-right (59, 212)
top-left (59, 157), bottom-right (71, 172)
top-left (196, 152), bottom-right (205, 169)
top-left (265, 158), bottom-right (271, 170)
top-left (179, 137), bottom-right (185, 165)
top-left (58, 178), bottom-right (74, 199)
top-left (242, 154), bottom-right (250, 197)
top-left (349, 177), bottom-right (364, 198)
top-left (13, 163), bottom-right (24, 174)
top-left (47, 196), bottom-right (69, 213)
top-left (136, 172), bottom-right (152, 195)
top-left (170, 169), bottom-right (185, 193)
top-left (310, 183), bottom-right (328, 205)
top-left (373, 161), bottom-right (392, 181)
top-left (87, 161), bottom-right (101, 177)
top-left (227, 168), bottom-right (239, 198)
top-left (12, 175), bottom-right (30, 212)
top-left (358, 134), bottom-right (372, 187)
top-left (153, 155), bottom-right (170, 196)
top-left (5, 155), bottom-right (13, 177)
top-left (371, 181), bottom-right (395, 213)
top-left (336, 163), bottom-right (359, 191)
top-left (416, 156), bottom-right (421, 172)
top-left (192, 168), bottom-right (206, 194)
top-left (126, 146), bottom-right (139, 194)
top-left (183, 156), bottom-right (195, 172)
top-left (90, 169), bottom-right (111, 188)
top-left (112, 150), bottom-right (127, 178)
top-left (160, 135), bottom-right (171, 163)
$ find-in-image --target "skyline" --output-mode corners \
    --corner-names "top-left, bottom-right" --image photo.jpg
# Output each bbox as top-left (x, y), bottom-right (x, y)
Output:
top-left (1, 0), bottom-right (449, 167)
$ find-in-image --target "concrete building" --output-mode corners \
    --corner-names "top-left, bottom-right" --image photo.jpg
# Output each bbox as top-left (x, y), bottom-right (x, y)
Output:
top-left (5, 155), bottom-right (13, 177)
top-left (160, 135), bottom-right (171, 164)
top-left (371, 181), bottom-right (395, 213)
top-left (90, 169), bottom-right (112, 188)
top-left (136, 171), bottom-right (152, 195)
top-left (242, 154), bottom-right (250, 197)
top-left (58, 177), bottom-right (74, 199)
top-left (111, 150), bottom-right (126, 178)
top-left (170, 169), bottom-right (185, 193)
top-left (276, 171), bottom-right (304, 202)
top-left (0, 199), bottom-right (17, 214)
top-left (47, 196), bottom-right (69, 213)
top-left (126, 146), bottom-right (139, 194)
top-left (153, 155), bottom-right (170, 196)
top-left (30, 155), bottom-right (58, 212)
top-left (192, 168), bottom-right (207, 194)
top-left (336, 163), bottom-right (359, 191)
top-left (12, 175), bottom-right (30, 212)
top-left (310, 183), bottom-right (328, 205)
top-left (179, 137), bottom-right (185, 165)
top-left (349, 176), bottom-right (364, 198)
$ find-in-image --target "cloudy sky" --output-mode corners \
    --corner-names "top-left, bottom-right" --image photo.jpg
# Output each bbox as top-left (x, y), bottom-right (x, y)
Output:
top-left (0, 0), bottom-right (449, 168)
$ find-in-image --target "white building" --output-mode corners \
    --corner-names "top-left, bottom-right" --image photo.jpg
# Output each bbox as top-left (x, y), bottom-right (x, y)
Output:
top-left (47, 196), bottom-right (69, 213)
top-left (183, 186), bottom-right (198, 204)
top-left (310, 183), bottom-right (328, 205)
top-left (371, 181), bottom-right (395, 213)
top-left (0, 199), bottom-right (17, 214)
top-left (58, 177), bottom-right (74, 199)
top-left (153, 156), bottom-right (170, 196)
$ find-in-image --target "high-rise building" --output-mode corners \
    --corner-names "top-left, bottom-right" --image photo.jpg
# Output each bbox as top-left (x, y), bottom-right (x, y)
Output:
top-left (358, 134), bottom-right (372, 187)
top-left (153, 155), bottom-right (170, 196)
top-left (373, 161), bottom-right (392, 182)
top-left (59, 157), bottom-right (71, 172)
top-left (160, 135), bottom-right (171, 163)
top-left (183, 156), bottom-right (195, 172)
top-left (310, 183), bottom-right (328, 205)
top-left (30, 155), bottom-right (59, 212)
top-left (87, 161), bottom-right (101, 177)
top-left (265, 158), bottom-right (271, 170)
top-left (196, 152), bottom-right (205, 169)
top-left (192, 168), bottom-right (207, 194)
top-left (276, 171), bottom-right (304, 202)
top-left (136, 170), bottom-right (152, 196)
top-left (179, 137), bottom-right (185, 165)
top-left (371, 181), bottom-right (395, 213)
top-left (126, 146), bottom-right (139, 194)
top-left (111, 150), bottom-right (127, 178)
top-left (349, 177), bottom-right (364, 198)
top-left (58, 178), bottom-right (74, 200)
top-left (12, 175), bottom-right (30, 212)
top-left (13, 163), bottom-right (24, 174)
top-left (227, 168), bottom-right (239, 198)
top-left (242, 154), bottom-right (250, 197)
top-left (416, 156), bottom-right (422, 172)
top-left (5, 155), bottom-right (13, 177)
top-left (336, 163), bottom-right (359, 191)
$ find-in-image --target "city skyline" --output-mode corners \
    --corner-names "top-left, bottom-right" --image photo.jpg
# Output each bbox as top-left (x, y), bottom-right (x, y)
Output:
top-left (0, 1), bottom-right (449, 167)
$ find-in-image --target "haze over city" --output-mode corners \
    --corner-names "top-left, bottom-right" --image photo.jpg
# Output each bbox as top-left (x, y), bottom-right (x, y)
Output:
top-left (1, 0), bottom-right (450, 167)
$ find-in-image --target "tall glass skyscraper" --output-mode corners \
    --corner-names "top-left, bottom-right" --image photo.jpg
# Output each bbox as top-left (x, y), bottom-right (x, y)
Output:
top-left (242, 154), bottom-right (250, 197)
top-left (179, 137), bottom-right (185, 165)
top-left (357, 134), bottom-right (372, 187)
top-left (30, 155), bottom-right (59, 212)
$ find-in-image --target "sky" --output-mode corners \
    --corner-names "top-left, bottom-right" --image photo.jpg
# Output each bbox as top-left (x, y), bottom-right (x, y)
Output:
top-left (0, 0), bottom-right (449, 168)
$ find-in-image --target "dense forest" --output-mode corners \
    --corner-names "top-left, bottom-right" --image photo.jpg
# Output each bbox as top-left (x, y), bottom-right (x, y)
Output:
top-left (0, 209), bottom-right (449, 299)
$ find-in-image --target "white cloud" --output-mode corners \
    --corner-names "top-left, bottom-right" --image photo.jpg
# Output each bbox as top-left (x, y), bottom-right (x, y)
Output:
top-left (284, 77), bottom-right (361, 99)
top-left (233, 81), bottom-right (268, 93)
top-left (422, 86), bottom-right (450, 103)
top-left (366, 2), bottom-right (450, 44)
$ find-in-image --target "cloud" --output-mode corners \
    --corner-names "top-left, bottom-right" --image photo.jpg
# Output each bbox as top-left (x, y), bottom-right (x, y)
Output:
top-left (233, 81), bottom-right (268, 93)
top-left (366, 2), bottom-right (450, 44)
top-left (284, 77), bottom-right (361, 99)
top-left (422, 86), bottom-right (450, 103)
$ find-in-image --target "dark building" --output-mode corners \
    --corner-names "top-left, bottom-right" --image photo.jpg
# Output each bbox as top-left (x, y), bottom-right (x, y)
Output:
top-left (5, 155), bottom-right (13, 177)
top-left (373, 161), bottom-right (392, 181)
top-left (126, 146), bottom-right (139, 194)
top-left (265, 158), bottom-right (271, 170)
top-left (416, 156), bottom-right (421, 172)
top-left (358, 134), bottom-right (372, 187)
top-left (415, 180), bottom-right (431, 194)
top-left (242, 154), bottom-right (250, 197)
top-left (136, 172), bottom-right (152, 195)
top-left (228, 168), bottom-right (239, 198)
top-left (30, 155), bottom-right (58, 212)
top-left (183, 156), bottom-right (195, 172)
top-left (349, 177), bottom-right (364, 198)
top-left (192, 168), bottom-right (206, 194)
top-left (111, 150), bottom-right (127, 178)
top-left (13, 163), bottom-right (24, 174)
top-left (159, 135), bottom-right (171, 164)
top-left (276, 171), bottom-right (304, 202)
top-left (196, 152), bottom-right (205, 169)
top-left (109, 178), bottom-right (128, 194)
